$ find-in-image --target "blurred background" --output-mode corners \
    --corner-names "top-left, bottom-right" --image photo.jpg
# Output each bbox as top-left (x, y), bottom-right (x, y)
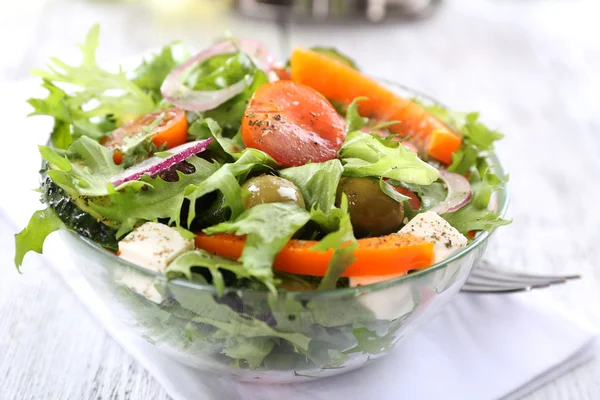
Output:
top-left (1, 0), bottom-right (599, 399)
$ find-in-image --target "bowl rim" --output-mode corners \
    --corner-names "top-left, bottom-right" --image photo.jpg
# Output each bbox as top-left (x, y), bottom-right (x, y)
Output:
top-left (69, 81), bottom-right (510, 299)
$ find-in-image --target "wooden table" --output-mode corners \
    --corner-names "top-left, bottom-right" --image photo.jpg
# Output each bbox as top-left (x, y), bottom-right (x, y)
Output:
top-left (1, 0), bottom-right (599, 398)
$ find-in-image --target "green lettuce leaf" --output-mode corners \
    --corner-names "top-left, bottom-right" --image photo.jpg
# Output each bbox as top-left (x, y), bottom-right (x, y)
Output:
top-left (28, 81), bottom-right (115, 147)
top-left (419, 102), bottom-right (509, 233)
top-left (14, 208), bottom-right (65, 269)
top-left (442, 160), bottom-right (510, 234)
top-left (30, 24), bottom-right (155, 122)
top-left (344, 97), bottom-right (368, 134)
top-left (442, 205), bottom-right (510, 235)
top-left (166, 276), bottom-right (311, 367)
top-left (312, 196), bottom-right (357, 290)
top-left (182, 50), bottom-right (267, 134)
top-left (339, 131), bottom-right (439, 185)
top-left (40, 136), bottom-right (122, 197)
top-left (132, 43), bottom-right (189, 103)
top-left (279, 159), bottom-right (343, 213)
top-left (166, 249), bottom-right (263, 295)
top-left (89, 156), bottom-right (218, 237)
top-left (395, 180), bottom-right (447, 212)
top-left (470, 159), bottom-right (509, 209)
top-left (420, 102), bottom-right (503, 175)
top-left (184, 148), bottom-right (276, 225)
top-left (203, 69), bottom-right (268, 134)
top-left (189, 117), bottom-right (245, 160)
top-left (204, 203), bottom-right (311, 289)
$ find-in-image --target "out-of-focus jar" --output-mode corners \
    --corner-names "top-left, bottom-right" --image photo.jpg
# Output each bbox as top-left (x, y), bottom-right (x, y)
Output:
top-left (233, 0), bottom-right (440, 22)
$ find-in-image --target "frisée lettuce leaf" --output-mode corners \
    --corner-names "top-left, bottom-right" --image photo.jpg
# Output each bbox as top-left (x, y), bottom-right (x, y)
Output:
top-left (204, 203), bottom-right (312, 291)
top-left (14, 208), bottom-right (65, 270)
top-left (30, 24), bottom-right (156, 128)
top-left (339, 130), bottom-right (439, 185)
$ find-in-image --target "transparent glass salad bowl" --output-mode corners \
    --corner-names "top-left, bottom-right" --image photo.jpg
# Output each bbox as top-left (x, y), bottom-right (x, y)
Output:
top-left (57, 83), bottom-right (508, 383)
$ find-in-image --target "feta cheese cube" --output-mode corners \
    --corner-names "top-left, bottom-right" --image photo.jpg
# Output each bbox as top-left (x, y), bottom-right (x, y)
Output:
top-left (118, 222), bottom-right (194, 273)
top-left (116, 271), bottom-right (164, 304)
top-left (399, 211), bottom-right (468, 263)
top-left (349, 272), bottom-right (407, 288)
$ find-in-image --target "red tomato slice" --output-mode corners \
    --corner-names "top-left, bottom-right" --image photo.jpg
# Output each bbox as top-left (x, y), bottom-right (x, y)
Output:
top-left (272, 66), bottom-right (291, 80)
top-left (101, 108), bottom-right (188, 165)
top-left (241, 80), bottom-right (345, 167)
top-left (394, 186), bottom-right (422, 211)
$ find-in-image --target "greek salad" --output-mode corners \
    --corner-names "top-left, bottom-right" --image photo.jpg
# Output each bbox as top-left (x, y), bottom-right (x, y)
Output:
top-left (15, 25), bottom-right (509, 294)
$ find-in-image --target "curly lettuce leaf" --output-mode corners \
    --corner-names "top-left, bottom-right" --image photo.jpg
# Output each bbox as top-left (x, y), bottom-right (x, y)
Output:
top-left (31, 25), bottom-right (155, 119)
top-left (442, 160), bottom-right (510, 235)
top-left (203, 69), bottom-right (268, 134)
top-left (89, 156), bottom-right (218, 237)
top-left (189, 117), bottom-right (245, 160)
top-left (14, 208), bottom-right (65, 269)
top-left (184, 148), bottom-right (276, 225)
top-left (344, 97), bottom-right (368, 134)
top-left (418, 102), bottom-right (509, 233)
top-left (442, 205), bottom-right (510, 235)
top-left (28, 81), bottom-right (116, 148)
top-left (470, 159), bottom-right (509, 209)
top-left (311, 196), bottom-right (357, 290)
top-left (182, 50), bottom-right (267, 134)
top-left (167, 249), bottom-right (262, 295)
top-left (166, 277), bottom-right (311, 367)
top-left (204, 203), bottom-right (311, 289)
top-left (339, 131), bottom-right (439, 185)
top-left (279, 159), bottom-right (343, 213)
top-left (40, 136), bottom-right (122, 197)
top-left (420, 102), bottom-right (503, 175)
top-left (132, 43), bottom-right (190, 103)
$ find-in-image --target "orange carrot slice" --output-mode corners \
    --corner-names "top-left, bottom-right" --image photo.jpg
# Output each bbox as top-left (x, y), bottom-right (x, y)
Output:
top-left (194, 233), bottom-right (434, 277)
top-left (290, 47), bottom-right (462, 164)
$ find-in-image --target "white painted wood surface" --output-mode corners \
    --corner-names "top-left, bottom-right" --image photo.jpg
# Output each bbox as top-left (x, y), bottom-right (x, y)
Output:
top-left (1, 0), bottom-right (599, 399)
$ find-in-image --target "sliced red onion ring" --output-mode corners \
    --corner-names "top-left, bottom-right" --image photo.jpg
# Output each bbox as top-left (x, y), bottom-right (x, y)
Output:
top-left (110, 138), bottom-right (213, 187)
top-left (160, 39), bottom-right (274, 112)
top-left (430, 169), bottom-right (472, 214)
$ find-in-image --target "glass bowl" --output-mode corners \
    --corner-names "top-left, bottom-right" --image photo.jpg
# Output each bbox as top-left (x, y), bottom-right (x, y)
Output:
top-left (57, 82), bottom-right (508, 383)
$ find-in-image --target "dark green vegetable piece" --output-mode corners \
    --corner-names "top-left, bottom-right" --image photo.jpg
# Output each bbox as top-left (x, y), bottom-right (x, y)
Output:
top-left (335, 177), bottom-right (404, 237)
top-left (241, 175), bottom-right (306, 210)
top-left (42, 178), bottom-right (118, 250)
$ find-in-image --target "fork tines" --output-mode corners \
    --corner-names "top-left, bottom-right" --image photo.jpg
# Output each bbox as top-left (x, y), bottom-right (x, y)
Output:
top-left (462, 263), bottom-right (581, 294)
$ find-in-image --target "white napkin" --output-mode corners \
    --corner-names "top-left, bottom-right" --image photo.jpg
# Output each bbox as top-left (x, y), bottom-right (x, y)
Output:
top-left (2, 80), bottom-right (598, 400)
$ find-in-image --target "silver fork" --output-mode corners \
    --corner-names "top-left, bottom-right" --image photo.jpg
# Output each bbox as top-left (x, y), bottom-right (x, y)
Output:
top-left (462, 261), bottom-right (581, 294)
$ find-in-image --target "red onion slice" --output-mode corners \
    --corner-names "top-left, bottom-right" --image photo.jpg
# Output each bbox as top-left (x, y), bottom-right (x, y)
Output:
top-left (110, 138), bottom-right (213, 187)
top-left (160, 39), bottom-right (274, 112)
top-left (430, 169), bottom-right (472, 214)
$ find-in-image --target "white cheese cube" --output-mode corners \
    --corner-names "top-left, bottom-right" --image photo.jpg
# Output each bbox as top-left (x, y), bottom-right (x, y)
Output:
top-left (118, 222), bottom-right (194, 273)
top-left (349, 272), bottom-right (407, 288)
top-left (116, 271), bottom-right (164, 304)
top-left (357, 282), bottom-right (415, 321)
top-left (399, 211), bottom-right (468, 263)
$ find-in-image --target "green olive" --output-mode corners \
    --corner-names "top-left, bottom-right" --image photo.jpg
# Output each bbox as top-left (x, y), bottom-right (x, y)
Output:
top-left (242, 175), bottom-right (306, 210)
top-left (336, 177), bottom-right (404, 237)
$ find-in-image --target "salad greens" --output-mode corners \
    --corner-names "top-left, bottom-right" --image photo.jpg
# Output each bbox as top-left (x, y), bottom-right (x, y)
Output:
top-left (205, 203), bottom-right (311, 290)
top-left (14, 26), bottom-right (510, 374)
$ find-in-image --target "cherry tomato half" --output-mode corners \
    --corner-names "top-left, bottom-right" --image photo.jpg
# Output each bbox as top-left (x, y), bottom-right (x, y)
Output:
top-left (241, 80), bottom-right (345, 167)
top-left (394, 186), bottom-right (422, 211)
top-left (100, 108), bottom-right (188, 165)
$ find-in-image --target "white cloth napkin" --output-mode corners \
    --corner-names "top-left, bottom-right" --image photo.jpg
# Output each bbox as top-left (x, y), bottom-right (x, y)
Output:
top-left (2, 80), bottom-right (598, 400)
